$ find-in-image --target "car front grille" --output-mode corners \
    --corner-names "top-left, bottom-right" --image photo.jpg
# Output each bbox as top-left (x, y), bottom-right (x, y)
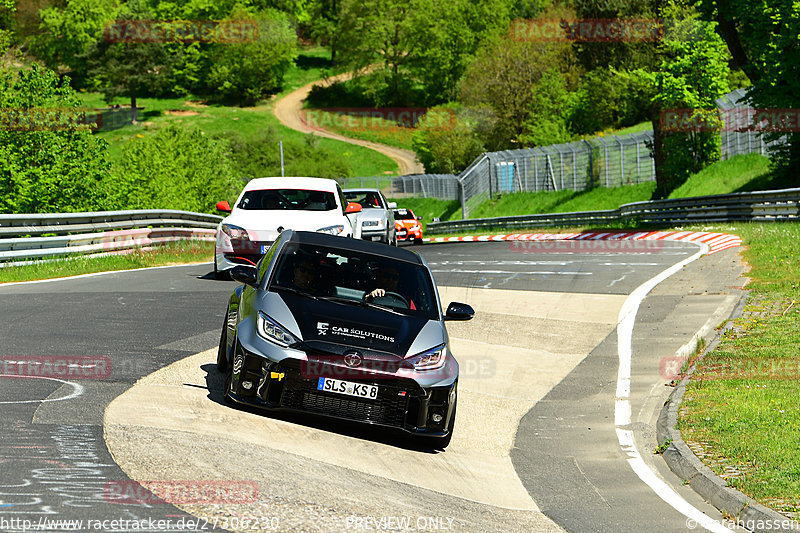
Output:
top-left (281, 389), bottom-right (407, 427)
top-left (274, 359), bottom-right (412, 427)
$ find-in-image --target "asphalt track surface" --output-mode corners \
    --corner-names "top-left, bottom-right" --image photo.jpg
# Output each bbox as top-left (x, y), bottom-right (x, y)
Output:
top-left (0, 240), bottom-right (748, 532)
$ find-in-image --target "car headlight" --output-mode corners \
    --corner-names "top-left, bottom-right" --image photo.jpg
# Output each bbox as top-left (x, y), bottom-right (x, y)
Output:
top-left (362, 220), bottom-right (381, 227)
top-left (317, 225), bottom-right (345, 235)
top-left (407, 344), bottom-right (447, 371)
top-left (257, 312), bottom-right (300, 347)
top-left (221, 224), bottom-right (250, 240)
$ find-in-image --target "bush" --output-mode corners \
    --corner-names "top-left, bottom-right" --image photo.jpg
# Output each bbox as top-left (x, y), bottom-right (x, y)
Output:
top-left (207, 8), bottom-right (298, 104)
top-left (109, 124), bottom-right (242, 212)
top-left (0, 64), bottom-right (112, 213)
top-left (412, 104), bottom-right (486, 174)
top-left (222, 128), bottom-right (352, 180)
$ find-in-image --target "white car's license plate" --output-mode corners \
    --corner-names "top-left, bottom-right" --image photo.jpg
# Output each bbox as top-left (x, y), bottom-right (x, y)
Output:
top-left (317, 377), bottom-right (378, 400)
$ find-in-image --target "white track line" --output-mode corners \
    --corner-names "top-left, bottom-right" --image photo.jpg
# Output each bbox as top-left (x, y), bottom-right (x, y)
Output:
top-left (615, 241), bottom-right (734, 533)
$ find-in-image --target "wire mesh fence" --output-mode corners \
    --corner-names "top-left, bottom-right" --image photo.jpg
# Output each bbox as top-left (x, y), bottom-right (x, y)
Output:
top-left (368, 89), bottom-right (785, 218)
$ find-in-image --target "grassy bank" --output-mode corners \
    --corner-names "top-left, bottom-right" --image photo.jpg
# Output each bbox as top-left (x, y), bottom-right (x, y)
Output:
top-left (0, 240), bottom-right (214, 283)
top-left (78, 48), bottom-right (398, 177)
top-left (678, 222), bottom-right (800, 519)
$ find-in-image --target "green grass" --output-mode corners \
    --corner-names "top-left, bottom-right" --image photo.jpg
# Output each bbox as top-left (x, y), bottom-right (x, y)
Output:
top-left (468, 182), bottom-right (657, 219)
top-left (0, 240), bottom-right (214, 283)
top-left (302, 108), bottom-right (416, 151)
top-left (75, 47), bottom-right (398, 177)
top-left (668, 153), bottom-right (772, 198)
top-left (587, 120), bottom-right (652, 139)
top-left (679, 222), bottom-right (800, 518)
top-left (455, 152), bottom-right (776, 223)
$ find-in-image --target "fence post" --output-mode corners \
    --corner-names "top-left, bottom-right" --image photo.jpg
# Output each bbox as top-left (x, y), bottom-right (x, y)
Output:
top-left (583, 140), bottom-right (593, 188)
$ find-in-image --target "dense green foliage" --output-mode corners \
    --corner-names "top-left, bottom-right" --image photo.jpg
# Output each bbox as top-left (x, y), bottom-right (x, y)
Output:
top-left (0, 65), bottom-right (111, 213)
top-left (700, 0), bottom-right (800, 181)
top-left (109, 124), bottom-right (241, 212)
top-left (639, 4), bottom-right (731, 197)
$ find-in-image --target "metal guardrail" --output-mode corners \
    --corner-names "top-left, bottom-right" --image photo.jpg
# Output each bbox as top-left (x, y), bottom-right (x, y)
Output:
top-left (426, 188), bottom-right (800, 234)
top-left (0, 209), bottom-right (223, 264)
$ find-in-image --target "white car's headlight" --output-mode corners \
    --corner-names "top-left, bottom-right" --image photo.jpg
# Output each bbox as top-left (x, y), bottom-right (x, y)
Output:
top-left (257, 312), bottom-right (300, 347)
top-left (221, 224), bottom-right (250, 240)
top-left (317, 225), bottom-right (345, 235)
top-left (407, 344), bottom-right (447, 371)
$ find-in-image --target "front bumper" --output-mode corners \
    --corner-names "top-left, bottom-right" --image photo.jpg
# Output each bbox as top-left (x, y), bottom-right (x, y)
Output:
top-left (396, 226), bottom-right (422, 241)
top-left (227, 346), bottom-right (456, 437)
top-left (215, 240), bottom-right (274, 270)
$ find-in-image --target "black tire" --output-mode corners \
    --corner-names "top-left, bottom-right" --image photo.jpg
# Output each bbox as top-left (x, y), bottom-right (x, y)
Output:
top-left (414, 237), bottom-right (423, 245)
top-left (216, 313), bottom-right (228, 373)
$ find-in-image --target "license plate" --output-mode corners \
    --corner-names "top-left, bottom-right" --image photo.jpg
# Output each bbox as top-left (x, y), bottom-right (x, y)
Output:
top-left (260, 245), bottom-right (270, 253)
top-left (317, 377), bottom-right (378, 400)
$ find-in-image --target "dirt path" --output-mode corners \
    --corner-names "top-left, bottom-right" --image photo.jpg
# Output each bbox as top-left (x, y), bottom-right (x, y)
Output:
top-left (273, 72), bottom-right (425, 175)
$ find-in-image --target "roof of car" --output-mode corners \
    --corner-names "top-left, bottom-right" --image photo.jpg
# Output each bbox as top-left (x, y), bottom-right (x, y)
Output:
top-left (287, 231), bottom-right (424, 264)
top-left (244, 177), bottom-right (340, 192)
top-left (343, 188), bottom-right (381, 193)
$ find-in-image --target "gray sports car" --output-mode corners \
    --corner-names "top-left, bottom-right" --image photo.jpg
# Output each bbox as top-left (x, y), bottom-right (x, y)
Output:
top-left (217, 230), bottom-right (474, 448)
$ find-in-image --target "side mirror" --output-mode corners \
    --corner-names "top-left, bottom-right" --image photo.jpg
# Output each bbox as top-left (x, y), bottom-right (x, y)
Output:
top-left (216, 200), bottom-right (232, 213)
top-left (444, 302), bottom-right (474, 321)
top-left (345, 202), bottom-right (362, 214)
top-left (416, 215), bottom-right (423, 221)
top-left (230, 265), bottom-right (258, 287)
top-left (387, 201), bottom-right (397, 209)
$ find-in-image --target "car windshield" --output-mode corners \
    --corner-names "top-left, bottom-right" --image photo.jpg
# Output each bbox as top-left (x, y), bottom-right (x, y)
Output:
top-left (394, 209), bottom-right (416, 220)
top-left (344, 191), bottom-right (383, 209)
top-left (270, 242), bottom-right (438, 320)
top-left (238, 189), bottom-right (337, 211)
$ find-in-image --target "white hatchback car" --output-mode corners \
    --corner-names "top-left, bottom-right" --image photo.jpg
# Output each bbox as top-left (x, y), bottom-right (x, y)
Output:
top-left (214, 177), bottom-right (362, 276)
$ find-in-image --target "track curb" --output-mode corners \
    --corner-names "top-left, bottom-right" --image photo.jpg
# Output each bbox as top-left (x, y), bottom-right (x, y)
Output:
top-left (656, 293), bottom-right (800, 533)
top-left (422, 230), bottom-right (742, 254)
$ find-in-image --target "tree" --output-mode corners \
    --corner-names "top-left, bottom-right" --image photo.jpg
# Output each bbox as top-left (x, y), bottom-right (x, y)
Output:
top-left (306, 0), bottom-right (341, 63)
top-left (412, 104), bottom-right (486, 173)
top-left (700, 0), bottom-right (800, 179)
top-left (30, 0), bottom-right (118, 84)
top-left (0, 64), bottom-right (112, 214)
top-left (0, 0), bottom-right (14, 55)
top-left (336, 0), bottom-right (433, 105)
top-left (637, 3), bottom-right (730, 197)
top-left (410, 0), bottom-right (510, 104)
top-left (207, 7), bottom-right (298, 104)
top-left (85, 0), bottom-right (172, 122)
top-left (459, 8), bottom-right (581, 150)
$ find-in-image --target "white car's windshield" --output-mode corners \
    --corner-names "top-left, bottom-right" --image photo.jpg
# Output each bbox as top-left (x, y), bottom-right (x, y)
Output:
top-left (344, 191), bottom-right (384, 209)
top-left (238, 189), bottom-right (337, 211)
